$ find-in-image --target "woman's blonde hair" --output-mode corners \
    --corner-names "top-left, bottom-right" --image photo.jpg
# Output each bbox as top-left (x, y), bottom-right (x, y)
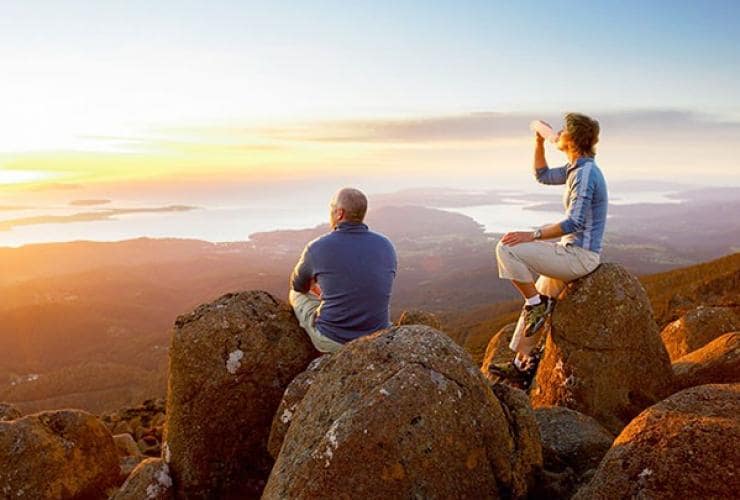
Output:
top-left (564, 113), bottom-right (600, 156)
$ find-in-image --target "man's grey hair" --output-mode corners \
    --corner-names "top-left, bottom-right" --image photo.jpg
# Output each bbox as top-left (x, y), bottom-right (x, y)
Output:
top-left (333, 187), bottom-right (368, 222)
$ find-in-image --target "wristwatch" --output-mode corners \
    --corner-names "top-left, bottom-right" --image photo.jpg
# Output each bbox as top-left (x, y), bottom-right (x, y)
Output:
top-left (533, 228), bottom-right (542, 240)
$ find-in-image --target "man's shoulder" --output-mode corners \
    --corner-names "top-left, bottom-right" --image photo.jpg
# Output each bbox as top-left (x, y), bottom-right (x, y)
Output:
top-left (309, 228), bottom-right (395, 253)
top-left (366, 229), bottom-right (396, 250)
top-left (305, 231), bottom-right (335, 251)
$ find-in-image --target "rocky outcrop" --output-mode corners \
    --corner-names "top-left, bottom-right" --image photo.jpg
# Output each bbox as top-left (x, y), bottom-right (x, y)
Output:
top-left (267, 354), bottom-right (332, 459)
top-left (575, 384), bottom-right (740, 500)
top-left (533, 406), bottom-right (613, 498)
top-left (672, 332), bottom-right (740, 390)
top-left (648, 260), bottom-right (740, 327)
top-left (396, 309), bottom-right (442, 330)
top-left (112, 458), bottom-right (173, 500)
top-left (0, 403), bottom-right (21, 422)
top-left (660, 305), bottom-right (740, 361)
top-left (530, 264), bottom-right (673, 435)
top-left (165, 290), bottom-right (318, 499)
top-left (113, 433), bottom-right (145, 483)
top-left (102, 398), bottom-right (165, 457)
top-left (114, 433), bottom-right (143, 459)
top-left (488, 382), bottom-right (543, 491)
top-left (480, 322), bottom-right (517, 380)
top-left (0, 410), bottom-right (119, 499)
top-left (263, 325), bottom-right (542, 500)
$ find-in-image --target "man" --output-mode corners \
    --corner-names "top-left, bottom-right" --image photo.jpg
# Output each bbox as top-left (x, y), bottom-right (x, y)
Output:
top-left (289, 187), bottom-right (397, 353)
top-left (492, 113), bottom-right (608, 387)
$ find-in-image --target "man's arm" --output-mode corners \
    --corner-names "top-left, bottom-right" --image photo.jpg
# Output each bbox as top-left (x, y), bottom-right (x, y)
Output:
top-left (533, 134), bottom-right (567, 185)
top-left (290, 245), bottom-right (314, 293)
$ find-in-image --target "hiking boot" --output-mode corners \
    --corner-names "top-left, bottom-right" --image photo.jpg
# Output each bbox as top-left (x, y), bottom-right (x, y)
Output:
top-left (522, 295), bottom-right (555, 338)
top-left (488, 361), bottom-right (532, 390)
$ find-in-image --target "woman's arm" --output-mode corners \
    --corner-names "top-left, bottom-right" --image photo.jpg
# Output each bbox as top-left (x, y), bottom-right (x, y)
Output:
top-left (499, 222), bottom-right (564, 246)
top-left (533, 133), bottom-right (568, 185)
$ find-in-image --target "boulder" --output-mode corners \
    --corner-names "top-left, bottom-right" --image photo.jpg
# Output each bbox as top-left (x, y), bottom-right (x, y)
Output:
top-left (137, 435), bottom-right (160, 456)
top-left (119, 456), bottom-right (144, 487)
top-left (114, 433), bottom-right (143, 458)
top-left (263, 325), bottom-right (542, 499)
top-left (0, 410), bottom-right (119, 499)
top-left (530, 264), bottom-right (673, 435)
top-left (575, 384), bottom-right (740, 500)
top-left (488, 382), bottom-right (543, 487)
top-left (534, 406), bottom-right (613, 477)
top-left (480, 322), bottom-right (517, 380)
top-left (112, 458), bottom-right (174, 500)
top-left (672, 332), bottom-right (740, 391)
top-left (112, 421), bottom-right (134, 436)
top-left (660, 306), bottom-right (740, 360)
top-left (0, 403), bottom-right (21, 422)
top-left (268, 354), bottom-right (332, 459)
top-left (396, 309), bottom-right (442, 330)
top-left (164, 290), bottom-right (318, 499)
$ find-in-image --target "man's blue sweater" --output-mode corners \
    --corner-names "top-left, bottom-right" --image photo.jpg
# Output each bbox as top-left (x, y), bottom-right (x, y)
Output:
top-left (290, 221), bottom-right (397, 343)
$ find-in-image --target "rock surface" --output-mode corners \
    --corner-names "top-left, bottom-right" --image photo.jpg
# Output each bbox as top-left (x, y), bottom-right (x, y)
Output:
top-left (488, 382), bottom-right (543, 491)
top-left (267, 354), bottom-right (332, 459)
top-left (263, 325), bottom-right (542, 500)
top-left (672, 332), bottom-right (740, 391)
top-left (534, 406), bottom-right (613, 482)
top-left (112, 458), bottom-right (174, 500)
top-left (0, 410), bottom-right (120, 499)
top-left (114, 433), bottom-right (143, 458)
top-left (396, 309), bottom-right (442, 330)
top-left (575, 383), bottom-right (740, 500)
top-left (660, 305), bottom-right (740, 361)
top-left (102, 398), bottom-right (165, 457)
top-left (530, 264), bottom-right (673, 435)
top-left (480, 322), bottom-right (517, 380)
top-left (0, 403), bottom-right (21, 422)
top-left (165, 290), bottom-right (317, 499)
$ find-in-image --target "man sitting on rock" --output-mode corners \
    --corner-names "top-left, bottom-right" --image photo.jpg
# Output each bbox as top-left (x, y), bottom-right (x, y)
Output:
top-left (491, 113), bottom-right (608, 388)
top-left (289, 187), bottom-right (398, 353)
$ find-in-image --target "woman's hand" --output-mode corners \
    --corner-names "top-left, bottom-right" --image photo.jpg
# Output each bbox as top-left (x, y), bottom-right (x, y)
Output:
top-left (500, 231), bottom-right (535, 246)
top-left (535, 120), bottom-right (551, 144)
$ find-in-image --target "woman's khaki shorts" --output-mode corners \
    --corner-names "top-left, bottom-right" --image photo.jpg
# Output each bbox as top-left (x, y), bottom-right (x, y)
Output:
top-left (495, 240), bottom-right (600, 355)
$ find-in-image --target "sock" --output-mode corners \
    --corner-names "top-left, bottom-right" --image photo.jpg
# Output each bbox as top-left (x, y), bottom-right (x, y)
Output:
top-left (514, 355), bottom-right (529, 370)
top-left (525, 294), bottom-right (542, 306)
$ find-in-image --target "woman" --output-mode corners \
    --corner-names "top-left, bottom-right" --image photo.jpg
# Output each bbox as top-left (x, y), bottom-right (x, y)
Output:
top-left (491, 112), bottom-right (608, 388)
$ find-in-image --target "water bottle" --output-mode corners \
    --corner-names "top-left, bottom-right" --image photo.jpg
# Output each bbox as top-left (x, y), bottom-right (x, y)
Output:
top-left (529, 120), bottom-right (559, 143)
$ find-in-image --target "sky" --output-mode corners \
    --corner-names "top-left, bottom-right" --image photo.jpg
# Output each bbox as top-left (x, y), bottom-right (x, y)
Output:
top-left (1, 0), bottom-right (739, 202)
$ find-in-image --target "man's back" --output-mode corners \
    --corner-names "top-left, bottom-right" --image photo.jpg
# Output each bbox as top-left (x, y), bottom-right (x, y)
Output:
top-left (290, 221), bottom-right (397, 343)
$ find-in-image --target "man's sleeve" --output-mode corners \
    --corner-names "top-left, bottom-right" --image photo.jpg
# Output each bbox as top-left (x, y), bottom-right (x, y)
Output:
top-left (559, 167), bottom-right (593, 234)
top-left (535, 164), bottom-right (567, 185)
top-left (390, 241), bottom-right (398, 278)
top-left (290, 245), bottom-right (314, 293)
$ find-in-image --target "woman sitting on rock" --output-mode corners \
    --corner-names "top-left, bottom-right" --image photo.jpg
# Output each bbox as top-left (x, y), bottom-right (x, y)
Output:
top-left (491, 113), bottom-right (608, 388)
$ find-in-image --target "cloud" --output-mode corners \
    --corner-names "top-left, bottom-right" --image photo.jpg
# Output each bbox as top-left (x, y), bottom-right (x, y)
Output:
top-left (69, 199), bottom-right (112, 206)
top-left (0, 205), bottom-right (198, 232)
top-left (254, 109), bottom-right (740, 144)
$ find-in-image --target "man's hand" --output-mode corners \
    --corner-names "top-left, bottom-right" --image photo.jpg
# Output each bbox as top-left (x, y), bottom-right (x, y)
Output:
top-left (500, 231), bottom-right (535, 247)
top-left (310, 280), bottom-right (322, 298)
